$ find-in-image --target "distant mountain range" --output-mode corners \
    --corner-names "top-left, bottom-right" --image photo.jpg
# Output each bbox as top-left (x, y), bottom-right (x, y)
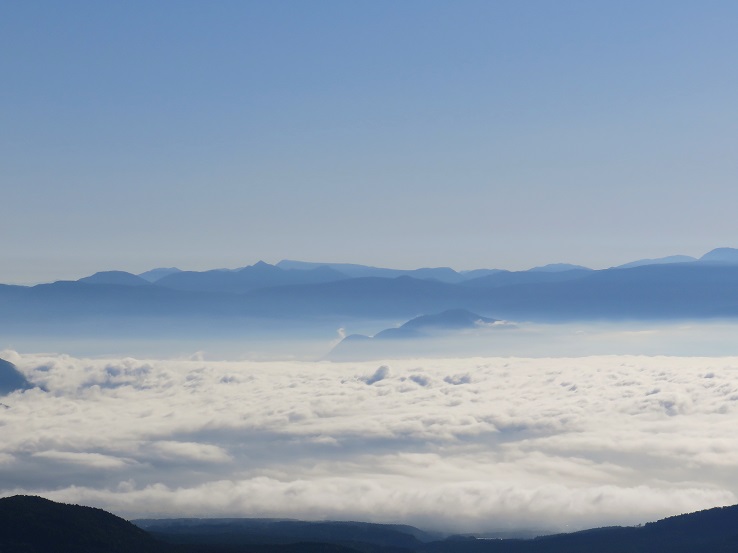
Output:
top-left (3, 248), bottom-right (738, 334)
top-left (128, 247), bottom-right (738, 286)
top-left (3, 495), bottom-right (738, 553)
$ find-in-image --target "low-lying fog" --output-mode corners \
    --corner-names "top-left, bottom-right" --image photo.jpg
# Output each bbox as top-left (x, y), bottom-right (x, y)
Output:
top-left (5, 319), bottom-right (738, 360)
top-left (3, 323), bottom-right (738, 534)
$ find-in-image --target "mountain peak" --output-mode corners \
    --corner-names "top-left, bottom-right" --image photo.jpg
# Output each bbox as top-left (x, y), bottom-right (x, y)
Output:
top-left (78, 271), bottom-right (150, 286)
top-left (242, 260), bottom-right (280, 274)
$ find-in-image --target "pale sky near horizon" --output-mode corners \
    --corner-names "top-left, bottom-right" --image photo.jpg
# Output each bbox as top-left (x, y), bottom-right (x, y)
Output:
top-left (2, 1), bottom-right (738, 284)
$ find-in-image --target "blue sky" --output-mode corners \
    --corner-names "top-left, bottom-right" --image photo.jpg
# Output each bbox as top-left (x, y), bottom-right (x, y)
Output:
top-left (2, 1), bottom-right (738, 283)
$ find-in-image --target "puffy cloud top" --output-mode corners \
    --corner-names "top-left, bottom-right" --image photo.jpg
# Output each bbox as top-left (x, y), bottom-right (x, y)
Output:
top-left (1, 351), bottom-right (737, 533)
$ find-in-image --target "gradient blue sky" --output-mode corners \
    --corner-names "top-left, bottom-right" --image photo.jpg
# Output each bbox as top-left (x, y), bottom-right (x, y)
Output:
top-left (2, 1), bottom-right (737, 283)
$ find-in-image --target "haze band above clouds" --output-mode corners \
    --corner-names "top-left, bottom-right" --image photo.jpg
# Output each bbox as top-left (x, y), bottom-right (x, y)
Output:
top-left (1, 352), bottom-right (737, 532)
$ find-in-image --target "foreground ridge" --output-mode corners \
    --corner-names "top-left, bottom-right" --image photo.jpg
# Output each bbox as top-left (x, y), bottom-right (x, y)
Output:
top-left (2, 495), bottom-right (738, 553)
top-left (0, 495), bottom-right (161, 553)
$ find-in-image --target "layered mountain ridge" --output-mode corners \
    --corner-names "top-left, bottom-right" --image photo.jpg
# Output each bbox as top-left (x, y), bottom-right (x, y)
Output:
top-left (3, 249), bottom-right (738, 337)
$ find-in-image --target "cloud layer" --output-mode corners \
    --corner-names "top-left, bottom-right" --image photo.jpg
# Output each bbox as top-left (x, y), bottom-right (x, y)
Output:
top-left (1, 351), bottom-right (737, 533)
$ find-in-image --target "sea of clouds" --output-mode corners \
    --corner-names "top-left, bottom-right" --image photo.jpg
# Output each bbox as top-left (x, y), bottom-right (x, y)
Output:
top-left (2, 351), bottom-right (738, 533)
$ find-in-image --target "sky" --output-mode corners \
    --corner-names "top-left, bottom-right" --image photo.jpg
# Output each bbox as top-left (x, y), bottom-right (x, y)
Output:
top-left (2, 1), bottom-right (738, 284)
top-left (2, 351), bottom-right (738, 532)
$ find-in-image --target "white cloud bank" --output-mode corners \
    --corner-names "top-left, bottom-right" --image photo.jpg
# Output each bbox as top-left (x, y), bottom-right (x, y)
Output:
top-left (1, 350), bottom-right (738, 532)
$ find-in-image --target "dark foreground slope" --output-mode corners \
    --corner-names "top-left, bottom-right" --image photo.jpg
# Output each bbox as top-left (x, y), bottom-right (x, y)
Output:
top-left (0, 495), bottom-right (162, 553)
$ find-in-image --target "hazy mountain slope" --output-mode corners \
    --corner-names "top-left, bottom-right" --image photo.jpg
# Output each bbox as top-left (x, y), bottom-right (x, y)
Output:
top-left (242, 276), bottom-right (474, 318)
top-left (155, 261), bottom-right (348, 293)
top-left (616, 254), bottom-right (696, 268)
top-left (461, 269), bottom-right (592, 288)
top-left (0, 358), bottom-right (33, 395)
top-left (475, 263), bottom-right (738, 320)
top-left (277, 260), bottom-right (469, 283)
top-left (458, 269), bottom-right (503, 279)
top-left (30, 281), bottom-right (230, 315)
top-left (138, 267), bottom-right (182, 282)
top-left (527, 263), bottom-right (592, 273)
top-left (699, 247), bottom-right (738, 264)
top-left (328, 309), bottom-right (499, 360)
top-left (78, 270), bottom-right (151, 286)
top-left (374, 309), bottom-right (496, 339)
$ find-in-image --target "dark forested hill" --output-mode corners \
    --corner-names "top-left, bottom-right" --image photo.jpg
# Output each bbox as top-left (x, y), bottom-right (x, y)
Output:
top-left (0, 495), bottom-right (163, 553)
